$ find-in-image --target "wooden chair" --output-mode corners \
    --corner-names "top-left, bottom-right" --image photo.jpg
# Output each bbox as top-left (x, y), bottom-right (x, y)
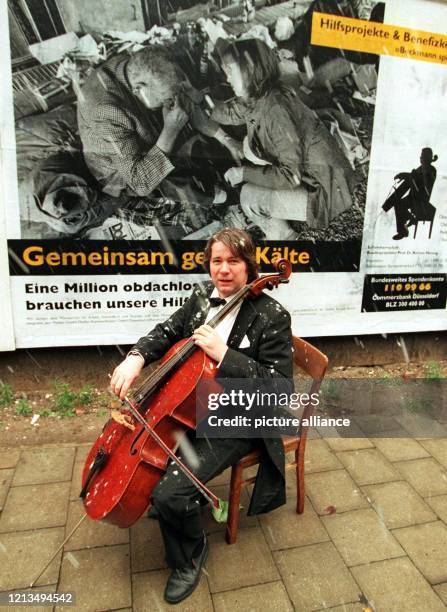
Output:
top-left (225, 336), bottom-right (329, 544)
top-left (412, 203), bottom-right (436, 239)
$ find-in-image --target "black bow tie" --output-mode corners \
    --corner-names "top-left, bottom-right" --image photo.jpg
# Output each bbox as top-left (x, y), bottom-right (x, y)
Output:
top-left (209, 297), bottom-right (226, 307)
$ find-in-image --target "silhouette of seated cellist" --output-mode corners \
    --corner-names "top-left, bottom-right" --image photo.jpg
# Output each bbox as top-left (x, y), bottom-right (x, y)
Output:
top-left (382, 147), bottom-right (437, 240)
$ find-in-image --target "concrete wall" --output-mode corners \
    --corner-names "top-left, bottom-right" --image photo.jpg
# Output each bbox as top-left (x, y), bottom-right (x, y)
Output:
top-left (0, 332), bottom-right (445, 392)
top-left (314, 331), bottom-right (447, 368)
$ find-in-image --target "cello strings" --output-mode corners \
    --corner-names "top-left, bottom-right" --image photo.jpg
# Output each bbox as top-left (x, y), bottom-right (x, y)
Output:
top-left (136, 286), bottom-right (249, 384)
top-left (131, 285), bottom-right (250, 404)
top-left (131, 286), bottom-right (248, 401)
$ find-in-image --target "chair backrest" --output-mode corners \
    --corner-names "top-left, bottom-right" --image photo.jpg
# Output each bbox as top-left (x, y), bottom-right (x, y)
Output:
top-left (416, 204), bottom-right (436, 222)
top-left (292, 336), bottom-right (329, 439)
top-left (293, 336), bottom-right (328, 382)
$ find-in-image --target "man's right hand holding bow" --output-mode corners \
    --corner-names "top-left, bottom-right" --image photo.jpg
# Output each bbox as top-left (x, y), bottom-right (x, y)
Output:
top-left (110, 353), bottom-right (144, 400)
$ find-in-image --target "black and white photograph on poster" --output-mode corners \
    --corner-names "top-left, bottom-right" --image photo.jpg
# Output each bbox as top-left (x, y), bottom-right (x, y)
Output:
top-left (5, 0), bottom-right (381, 250)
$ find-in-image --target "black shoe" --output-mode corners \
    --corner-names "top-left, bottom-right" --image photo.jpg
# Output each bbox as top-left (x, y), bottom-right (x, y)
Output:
top-left (392, 229), bottom-right (409, 240)
top-left (164, 536), bottom-right (208, 604)
top-left (147, 506), bottom-right (159, 520)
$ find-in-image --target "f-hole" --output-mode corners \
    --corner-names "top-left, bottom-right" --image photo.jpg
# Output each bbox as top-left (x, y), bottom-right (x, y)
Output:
top-left (130, 428), bottom-right (145, 455)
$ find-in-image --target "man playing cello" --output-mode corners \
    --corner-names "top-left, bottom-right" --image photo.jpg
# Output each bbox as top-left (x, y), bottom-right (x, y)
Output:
top-left (110, 228), bottom-right (293, 604)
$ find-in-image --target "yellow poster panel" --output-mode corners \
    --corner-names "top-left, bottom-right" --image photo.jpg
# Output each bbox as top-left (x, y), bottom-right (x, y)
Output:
top-left (311, 11), bottom-right (447, 65)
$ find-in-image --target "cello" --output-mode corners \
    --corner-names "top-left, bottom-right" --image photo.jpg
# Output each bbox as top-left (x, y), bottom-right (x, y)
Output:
top-left (80, 258), bottom-right (291, 529)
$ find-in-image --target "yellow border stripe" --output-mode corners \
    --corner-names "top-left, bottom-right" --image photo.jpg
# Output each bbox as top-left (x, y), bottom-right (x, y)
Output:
top-left (311, 12), bottom-right (447, 65)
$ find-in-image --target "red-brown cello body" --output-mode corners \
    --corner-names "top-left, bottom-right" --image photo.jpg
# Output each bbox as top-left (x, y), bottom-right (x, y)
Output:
top-left (82, 341), bottom-right (217, 528)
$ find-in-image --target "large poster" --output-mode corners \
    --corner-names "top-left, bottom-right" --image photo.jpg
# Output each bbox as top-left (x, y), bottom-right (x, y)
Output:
top-left (0, 0), bottom-right (446, 348)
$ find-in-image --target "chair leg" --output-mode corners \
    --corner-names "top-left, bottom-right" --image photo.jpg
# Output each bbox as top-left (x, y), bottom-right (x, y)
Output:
top-left (295, 446), bottom-right (305, 514)
top-left (429, 219), bottom-right (434, 239)
top-left (413, 221), bottom-right (418, 238)
top-left (225, 463), bottom-right (243, 544)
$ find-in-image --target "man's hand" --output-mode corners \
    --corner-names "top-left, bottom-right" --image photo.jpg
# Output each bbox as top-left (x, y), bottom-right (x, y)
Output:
top-left (157, 96), bottom-right (189, 154)
top-left (192, 325), bottom-right (228, 363)
top-left (224, 166), bottom-right (244, 187)
top-left (110, 354), bottom-right (144, 401)
top-left (163, 96), bottom-right (189, 133)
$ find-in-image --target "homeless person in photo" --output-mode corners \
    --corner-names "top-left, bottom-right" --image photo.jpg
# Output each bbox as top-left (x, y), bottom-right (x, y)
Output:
top-left (212, 38), bottom-right (356, 240)
top-left (77, 45), bottom-right (240, 233)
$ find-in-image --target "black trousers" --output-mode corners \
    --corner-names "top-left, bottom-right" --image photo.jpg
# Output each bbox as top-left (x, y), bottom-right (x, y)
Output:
top-left (151, 434), bottom-right (259, 568)
top-left (393, 197), bottom-right (412, 234)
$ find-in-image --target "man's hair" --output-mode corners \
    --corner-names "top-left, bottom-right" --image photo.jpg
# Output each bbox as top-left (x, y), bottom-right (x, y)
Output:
top-left (127, 45), bottom-right (184, 86)
top-left (203, 228), bottom-right (259, 282)
top-left (421, 147), bottom-right (438, 164)
top-left (218, 38), bottom-right (280, 98)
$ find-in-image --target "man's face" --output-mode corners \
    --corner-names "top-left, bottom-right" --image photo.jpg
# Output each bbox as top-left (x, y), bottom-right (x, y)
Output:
top-left (129, 71), bottom-right (177, 109)
top-left (209, 241), bottom-right (248, 298)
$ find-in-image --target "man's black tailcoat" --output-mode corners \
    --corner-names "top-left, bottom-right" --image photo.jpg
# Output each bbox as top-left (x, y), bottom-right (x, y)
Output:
top-left (132, 281), bottom-right (293, 515)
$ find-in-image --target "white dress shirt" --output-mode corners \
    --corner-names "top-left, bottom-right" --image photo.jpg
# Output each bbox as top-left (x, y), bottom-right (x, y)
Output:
top-left (205, 288), bottom-right (243, 347)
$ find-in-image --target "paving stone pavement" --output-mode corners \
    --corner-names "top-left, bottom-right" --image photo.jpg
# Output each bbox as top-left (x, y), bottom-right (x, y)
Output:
top-left (1, 437), bottom-right (447, 612)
